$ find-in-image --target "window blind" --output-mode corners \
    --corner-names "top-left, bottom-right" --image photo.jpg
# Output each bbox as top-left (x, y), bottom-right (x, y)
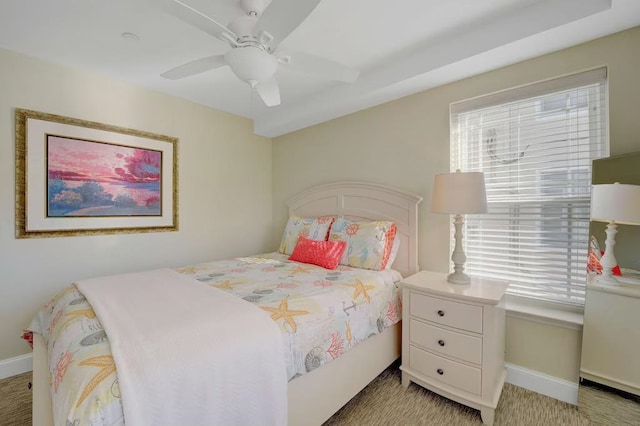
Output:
top-left (450, 68), bottom-right (608, 305)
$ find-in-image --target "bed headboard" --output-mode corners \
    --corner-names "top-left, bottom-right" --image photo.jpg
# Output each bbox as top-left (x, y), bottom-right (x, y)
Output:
top-left (286, 182), bottom-right (423, 277)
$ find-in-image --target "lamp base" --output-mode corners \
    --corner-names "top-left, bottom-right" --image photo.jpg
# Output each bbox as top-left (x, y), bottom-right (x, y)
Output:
top-left (447, 271), bottom-right (471, 285)
top-left (448, 214), bottom-right (471, 285)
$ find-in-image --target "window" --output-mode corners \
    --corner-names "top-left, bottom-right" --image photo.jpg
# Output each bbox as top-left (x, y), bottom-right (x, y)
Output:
top-left (535, 88), bottom-right (589, 119)
top-left (450, 68), bottom-right (608, 305)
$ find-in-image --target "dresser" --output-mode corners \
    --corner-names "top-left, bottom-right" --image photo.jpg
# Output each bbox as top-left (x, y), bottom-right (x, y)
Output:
top-left (580, 277), bottom-right (640, 396)
top-left (400, 271), bottom-right (508, 425)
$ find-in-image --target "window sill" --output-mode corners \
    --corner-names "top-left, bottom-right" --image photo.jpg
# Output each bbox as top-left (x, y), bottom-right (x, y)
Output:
top-left (505, 295), bottom-right (583, 331)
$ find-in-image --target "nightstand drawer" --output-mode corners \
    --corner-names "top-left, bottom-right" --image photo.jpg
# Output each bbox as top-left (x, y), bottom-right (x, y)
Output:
top-left (410, 292), bottom-right (483, 333)
top-left (410, 345), bottom-right (482, 395)
top-left (409, 319), bottom-right (482, 365)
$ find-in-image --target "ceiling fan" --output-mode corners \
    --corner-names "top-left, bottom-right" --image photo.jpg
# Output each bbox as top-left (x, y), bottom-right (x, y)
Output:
top-left (161, 0), bottom-right (360, 107)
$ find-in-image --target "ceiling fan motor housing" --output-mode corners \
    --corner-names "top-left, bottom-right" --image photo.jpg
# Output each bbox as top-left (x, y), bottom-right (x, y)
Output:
top-left (227, 15), bottom-right (258, 41)
top-left (225, 46), bottom-right (277, 87)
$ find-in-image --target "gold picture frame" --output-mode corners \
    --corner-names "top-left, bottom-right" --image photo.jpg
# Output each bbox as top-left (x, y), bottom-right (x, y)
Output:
top-left (15, 109), bottom-right (178, 238)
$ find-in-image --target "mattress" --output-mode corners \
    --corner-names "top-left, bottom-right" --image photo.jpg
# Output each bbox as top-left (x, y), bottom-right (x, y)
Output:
top-left (25, 252), bottom-right (402, 425)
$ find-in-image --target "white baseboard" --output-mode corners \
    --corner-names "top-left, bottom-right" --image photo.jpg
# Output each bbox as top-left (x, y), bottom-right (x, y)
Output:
top-left (0, 353), bottom-right (33, 380)
top-left (506, 363), bottom-right (578, 405)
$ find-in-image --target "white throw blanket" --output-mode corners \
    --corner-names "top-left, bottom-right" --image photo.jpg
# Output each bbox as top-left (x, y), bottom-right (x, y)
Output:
top-left (76, 269), bottom-right (287, 426)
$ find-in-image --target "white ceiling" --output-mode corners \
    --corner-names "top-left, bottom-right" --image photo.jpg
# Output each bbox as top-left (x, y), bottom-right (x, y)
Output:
top-left (1, 0), bottom-right (638, 137)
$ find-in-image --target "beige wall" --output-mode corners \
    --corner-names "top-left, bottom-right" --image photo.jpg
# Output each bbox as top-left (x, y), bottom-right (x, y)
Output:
top-left (3, 26), bottom-right (638, 381)
top-left (273, 27), bottom-right (640, 382)
top-left (0, 49), bottom-right (272, 361)
top-left (506, 318), bottom-right (582, 381)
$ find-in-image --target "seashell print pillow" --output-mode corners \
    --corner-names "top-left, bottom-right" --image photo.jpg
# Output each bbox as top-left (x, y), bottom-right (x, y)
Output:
top-left (277, 215), bottom-right (335, 255)
top-left (385, 234), bottom-right (401, 270)
top-left (329, 218), bottom-right (397, 271)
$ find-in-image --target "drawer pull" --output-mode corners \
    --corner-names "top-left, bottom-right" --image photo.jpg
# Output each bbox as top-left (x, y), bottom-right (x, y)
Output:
top-left (437, 310), bottom-right (445, 317)
top-left (437, 368), bottom-right (444, 375)
top-left (438, 339), bottom-right (445, 347)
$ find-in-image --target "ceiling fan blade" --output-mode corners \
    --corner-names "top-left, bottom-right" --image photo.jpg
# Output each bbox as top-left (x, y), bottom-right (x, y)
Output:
top-left (256, 0), bottom-right (321, 49)
top-left (281, 51), bottom-right (359, 83)
top-left (163, 0), bottom-right (237, 43)
top-left (256, 78), bottom-right (281, 107)
top-left (161, 55), bottom-right (227, 80)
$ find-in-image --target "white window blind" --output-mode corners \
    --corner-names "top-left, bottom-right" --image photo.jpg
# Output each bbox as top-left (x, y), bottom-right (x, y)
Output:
top-left (450, 68), bottom-right (608, 305)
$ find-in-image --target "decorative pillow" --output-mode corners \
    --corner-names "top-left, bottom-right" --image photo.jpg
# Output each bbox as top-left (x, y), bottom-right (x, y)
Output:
top-left (289, 237), bottom-right (347, 270)
top-left (385, 234), bottom-right (401, 270)
top-left (329, 218), bottom-right (398, 271)
top-left (277, 215), bottom-right (335, 255)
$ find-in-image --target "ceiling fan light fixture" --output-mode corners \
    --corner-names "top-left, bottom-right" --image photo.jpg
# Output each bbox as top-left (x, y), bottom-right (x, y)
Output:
top-left (225, 46), bottom-right (277, 85)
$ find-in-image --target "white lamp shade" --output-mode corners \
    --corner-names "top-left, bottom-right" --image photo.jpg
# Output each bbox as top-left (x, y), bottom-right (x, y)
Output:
top-left (432, 171), bottom-right (488, 214)
top-left (591, 183), bottom-right (640, 225)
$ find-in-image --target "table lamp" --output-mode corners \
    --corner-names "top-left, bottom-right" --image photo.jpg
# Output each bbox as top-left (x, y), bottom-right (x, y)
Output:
top-left (590, 182), bottom-right (640, 283)
top-left (432, 170), bottom-right (488, 284)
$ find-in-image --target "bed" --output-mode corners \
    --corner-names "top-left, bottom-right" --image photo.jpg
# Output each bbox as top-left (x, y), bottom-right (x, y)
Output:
top-left (28, 181), bottom-right (422, 425)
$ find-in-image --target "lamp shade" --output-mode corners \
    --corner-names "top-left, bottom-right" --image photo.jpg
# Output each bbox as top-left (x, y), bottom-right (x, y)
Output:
top-left (432, 170), bottom-right (488, 214)
top-left (591, 183), bottom-right (640, 225)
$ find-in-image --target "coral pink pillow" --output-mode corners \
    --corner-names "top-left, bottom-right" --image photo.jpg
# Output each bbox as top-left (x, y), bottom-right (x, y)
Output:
top-left (289, 237), bottom-right (347, 270)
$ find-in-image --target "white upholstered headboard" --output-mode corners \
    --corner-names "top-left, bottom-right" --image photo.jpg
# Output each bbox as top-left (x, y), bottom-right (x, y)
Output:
top-left (285, 182), bottom-right (423, 277)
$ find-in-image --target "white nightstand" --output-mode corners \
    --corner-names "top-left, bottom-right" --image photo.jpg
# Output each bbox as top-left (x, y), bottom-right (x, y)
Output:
top-left (581, 276), bottom-right (640, 395)
top-left (400, 270), bottom-right (508, 425)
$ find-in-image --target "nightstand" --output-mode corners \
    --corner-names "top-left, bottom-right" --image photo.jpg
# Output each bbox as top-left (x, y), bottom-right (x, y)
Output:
top-left (400, 270), bottom-right (508, 425)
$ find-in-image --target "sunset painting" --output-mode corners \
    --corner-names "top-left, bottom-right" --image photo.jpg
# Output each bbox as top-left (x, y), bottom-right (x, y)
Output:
top-left (47, 136), bottom-right (162, 217)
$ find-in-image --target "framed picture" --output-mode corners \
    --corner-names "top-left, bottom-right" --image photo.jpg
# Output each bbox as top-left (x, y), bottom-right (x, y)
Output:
top-left (15, 109), bottom-right (178, 238)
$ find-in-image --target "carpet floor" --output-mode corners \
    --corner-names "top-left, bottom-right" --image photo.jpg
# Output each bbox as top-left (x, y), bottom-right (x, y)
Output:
top-left (0, 372), bottom-right (30, 426)
top-left (324, 363), bottom-right (590, 425)
top-left (0, 364), bottom-right (594, 425)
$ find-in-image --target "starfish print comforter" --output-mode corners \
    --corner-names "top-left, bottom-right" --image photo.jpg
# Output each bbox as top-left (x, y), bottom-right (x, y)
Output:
top-left (24, 252), bottom-right (402, 426)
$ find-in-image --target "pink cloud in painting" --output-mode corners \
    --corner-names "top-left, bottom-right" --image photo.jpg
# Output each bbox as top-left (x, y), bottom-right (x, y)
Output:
top-left (116, 150), bottom-right (161, 182)
top-left (47, 136), bottom-right (161, 185)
